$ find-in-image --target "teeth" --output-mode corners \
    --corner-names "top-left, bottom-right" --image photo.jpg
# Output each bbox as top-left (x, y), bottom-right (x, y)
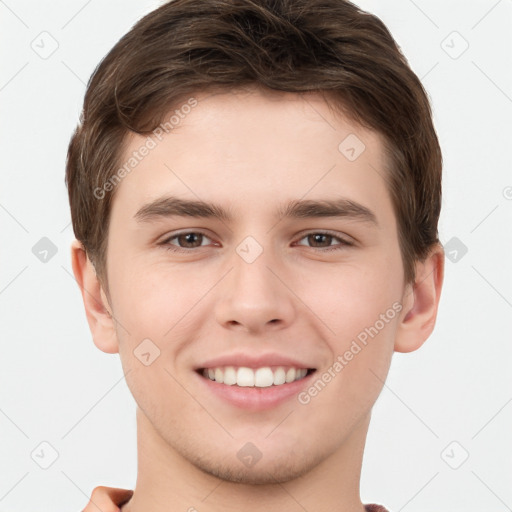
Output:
top-left (254, 368), bottom-right (274, 387)
top-left (237, 367), bottom-right (254, 387)
top-left (285, 368), bottom-right (296, 383)
top-left (273, 367), bottom-right (286, 385)
top-left (202, 366), bottom-right (310, 387)
top-left (223, 366), bottom-right (237, 386)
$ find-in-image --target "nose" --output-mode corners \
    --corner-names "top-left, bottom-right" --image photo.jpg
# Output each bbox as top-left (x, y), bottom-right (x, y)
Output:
top-left (214, 247), bottom-right (297, 334)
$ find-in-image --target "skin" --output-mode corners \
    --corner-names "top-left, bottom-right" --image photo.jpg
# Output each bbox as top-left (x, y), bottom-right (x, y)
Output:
top-left (82, 487), bottom-right (133, 512)
top-left (73, 87), bottom-right (444, 512)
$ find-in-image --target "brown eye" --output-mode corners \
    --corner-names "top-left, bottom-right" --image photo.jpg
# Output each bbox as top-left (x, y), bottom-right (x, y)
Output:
top-left (175, 232), bottom-right (204, 248)
top-left (307, 233), bottom-right (333, 248)
top-left (162, 231), bottom-right (214, 251)
top-left (296, 231), bottom-right (352, 251)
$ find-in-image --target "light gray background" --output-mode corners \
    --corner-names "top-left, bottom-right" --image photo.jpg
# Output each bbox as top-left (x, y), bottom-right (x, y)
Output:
top-left (1, 1), bottom-right (511, 511)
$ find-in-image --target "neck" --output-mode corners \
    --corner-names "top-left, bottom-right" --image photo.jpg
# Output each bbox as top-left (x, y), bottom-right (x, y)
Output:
top-left (122, 407), bottom-right (368, 512)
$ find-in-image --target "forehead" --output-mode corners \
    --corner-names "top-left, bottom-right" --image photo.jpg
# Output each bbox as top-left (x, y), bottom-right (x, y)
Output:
top-left (112, 87), bottom-right (393, 222)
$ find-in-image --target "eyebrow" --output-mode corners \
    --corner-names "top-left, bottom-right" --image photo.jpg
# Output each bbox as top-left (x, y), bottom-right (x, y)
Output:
top-left (134, 195), bottom-right (378, 226)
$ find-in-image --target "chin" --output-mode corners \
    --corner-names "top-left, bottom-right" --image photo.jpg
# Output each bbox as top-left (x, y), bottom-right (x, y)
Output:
top-left (189, 447), bottom-right (323, 485)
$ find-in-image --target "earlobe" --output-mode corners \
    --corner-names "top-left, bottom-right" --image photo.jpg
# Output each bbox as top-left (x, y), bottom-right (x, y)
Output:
top-left (394, 243), bottom-right (445, 353)
top-left (70, 240), bottom-right (119, 354)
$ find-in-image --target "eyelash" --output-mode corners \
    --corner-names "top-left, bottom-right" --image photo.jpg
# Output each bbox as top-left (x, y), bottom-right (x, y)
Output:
top-left (160, 230), bottom-right (353, 254)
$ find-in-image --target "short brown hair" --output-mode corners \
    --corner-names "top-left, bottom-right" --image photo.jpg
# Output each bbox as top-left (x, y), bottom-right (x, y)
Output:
top-left (65, 0), bottom-right (442, 286)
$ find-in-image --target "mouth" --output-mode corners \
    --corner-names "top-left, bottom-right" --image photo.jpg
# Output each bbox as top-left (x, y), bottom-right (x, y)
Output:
top-left (197, 366), bottom-right (316, 388)
top-left (194, 353), bottom-right (318, 410)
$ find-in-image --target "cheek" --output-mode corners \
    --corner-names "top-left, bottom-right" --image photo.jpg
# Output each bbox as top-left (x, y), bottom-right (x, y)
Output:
top-left (295, 252), bottom-right (402, 404)
top-left (109, 259), bottom-right (216, 392)
top-left (109, 263), bottom-right (204, 415)
top-left (108, 258), bottom-right (203, 337)
top-left (299, 291), bottom-right (399, 431)
top-left (299, 253), bottom-right (403, 340)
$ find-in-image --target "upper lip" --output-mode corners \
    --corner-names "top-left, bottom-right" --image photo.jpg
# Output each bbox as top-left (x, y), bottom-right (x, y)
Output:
top-left (196, 352), bottom-right (316, 370)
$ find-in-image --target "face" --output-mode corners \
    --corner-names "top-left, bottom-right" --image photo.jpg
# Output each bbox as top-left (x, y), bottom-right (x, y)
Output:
top-left (101, 87), bottom-right (411, 483)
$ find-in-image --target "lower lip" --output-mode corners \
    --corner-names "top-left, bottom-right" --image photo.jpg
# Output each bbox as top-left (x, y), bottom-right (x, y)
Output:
top-left (196, 370), bottom-right (316, 411)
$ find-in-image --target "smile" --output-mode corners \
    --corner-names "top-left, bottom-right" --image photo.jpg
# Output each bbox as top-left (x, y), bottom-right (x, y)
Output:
top-left (200, 366), bottom-right (314, 387)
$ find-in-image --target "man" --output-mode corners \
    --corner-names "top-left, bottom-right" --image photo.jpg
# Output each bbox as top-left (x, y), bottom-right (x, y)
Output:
top-left (67, 1), bottom-right (444, 510)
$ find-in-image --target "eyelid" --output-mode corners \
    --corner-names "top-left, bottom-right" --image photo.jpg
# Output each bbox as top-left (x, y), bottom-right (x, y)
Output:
top-left (156, 229), bottom-right (214, 252)
top-left (294, 229), bottom-right (355, 247)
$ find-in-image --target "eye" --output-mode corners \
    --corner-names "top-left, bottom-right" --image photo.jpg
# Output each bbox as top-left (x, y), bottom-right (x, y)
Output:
top-left (161, 231), bottom-right (215, 252)
top-left (295, 231), bottom-right (353, 251)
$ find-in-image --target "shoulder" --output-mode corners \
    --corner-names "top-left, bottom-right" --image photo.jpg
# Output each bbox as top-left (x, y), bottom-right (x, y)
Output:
top-left (365, 505), bottom-right (390, 512)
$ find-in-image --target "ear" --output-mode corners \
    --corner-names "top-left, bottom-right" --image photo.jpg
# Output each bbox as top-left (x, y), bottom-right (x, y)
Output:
top-left (70, 240), bottom-right (119, 354)
top-left (394, 243), bottom-right (445, 353)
